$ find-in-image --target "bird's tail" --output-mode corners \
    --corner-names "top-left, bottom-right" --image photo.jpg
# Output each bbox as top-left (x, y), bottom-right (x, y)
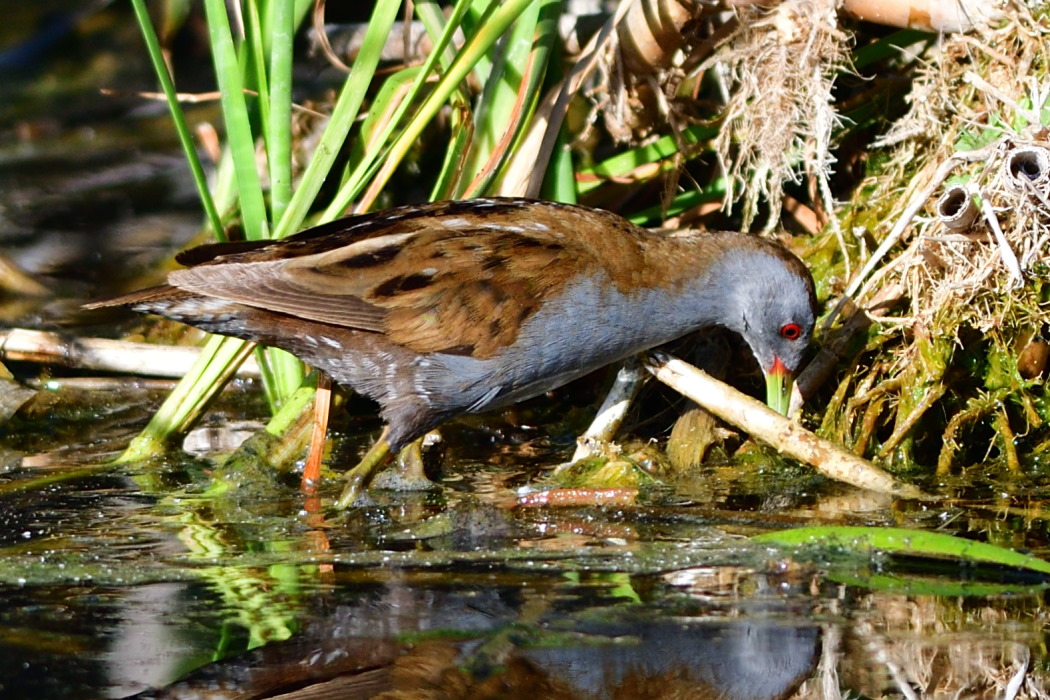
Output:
top-left (82, 285), bottom-right (189, 311)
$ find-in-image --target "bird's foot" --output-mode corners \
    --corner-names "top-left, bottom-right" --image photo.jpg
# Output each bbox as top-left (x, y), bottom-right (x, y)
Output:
top-left (335, 467), bottom-right (371, 509)
top-left (370, 468), bottom-right (439, 491)
top-left (561, 358), bottom-right (645, 472)
top-left (370, 437), bottom-right (437, 491)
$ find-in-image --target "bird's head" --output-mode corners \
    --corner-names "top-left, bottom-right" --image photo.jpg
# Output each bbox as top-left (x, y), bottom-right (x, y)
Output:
top-left (712, 245), bottom-right (817, 414)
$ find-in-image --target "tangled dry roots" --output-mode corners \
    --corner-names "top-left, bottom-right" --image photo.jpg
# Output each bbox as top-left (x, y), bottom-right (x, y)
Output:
top-left (824, 3), bottom-right (1050, 474)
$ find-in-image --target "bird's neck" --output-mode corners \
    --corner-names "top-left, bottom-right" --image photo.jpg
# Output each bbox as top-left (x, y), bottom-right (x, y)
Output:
top-left (629, 233), bottom-right (752, 336)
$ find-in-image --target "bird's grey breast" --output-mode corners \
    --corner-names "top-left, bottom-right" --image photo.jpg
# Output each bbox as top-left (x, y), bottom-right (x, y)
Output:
top-left (422, 273), bottom-right (721, 413)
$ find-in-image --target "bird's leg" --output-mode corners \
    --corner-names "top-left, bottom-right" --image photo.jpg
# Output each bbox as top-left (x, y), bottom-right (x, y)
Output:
top-left (395, 438), bottom-right (427, 481)
top-left (335, 428), bottom-right (392, 508)
top-left (301, 374), bottom-right (332, 494)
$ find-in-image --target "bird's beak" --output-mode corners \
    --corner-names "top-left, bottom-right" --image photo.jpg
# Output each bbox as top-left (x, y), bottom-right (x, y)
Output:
top-left (764, 357), bottom-right (793, 416)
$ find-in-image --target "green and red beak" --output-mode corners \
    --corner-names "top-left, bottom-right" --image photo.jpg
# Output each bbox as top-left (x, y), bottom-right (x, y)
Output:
top-left (764, 357), bottom-right (794, 416)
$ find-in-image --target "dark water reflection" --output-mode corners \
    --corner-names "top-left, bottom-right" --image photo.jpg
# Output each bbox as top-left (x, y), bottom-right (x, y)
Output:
top-left (0, 447), bottom-right (1046, 699)
top-left (0, 513), bottom-right (827, 700)
top-left (126, 581), bottom-right (821, 700)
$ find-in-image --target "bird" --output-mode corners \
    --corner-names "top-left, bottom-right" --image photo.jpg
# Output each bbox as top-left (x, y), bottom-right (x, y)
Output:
top-left (87, 197), bottom-right (818, 506)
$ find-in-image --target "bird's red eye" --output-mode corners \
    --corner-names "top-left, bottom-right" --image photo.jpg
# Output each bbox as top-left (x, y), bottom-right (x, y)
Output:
top-left (780, 323), bottom-right (802, 340)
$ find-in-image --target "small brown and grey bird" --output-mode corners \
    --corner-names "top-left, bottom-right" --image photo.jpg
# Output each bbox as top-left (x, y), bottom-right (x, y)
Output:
top-left (88, 198), bottom-right (817, 505)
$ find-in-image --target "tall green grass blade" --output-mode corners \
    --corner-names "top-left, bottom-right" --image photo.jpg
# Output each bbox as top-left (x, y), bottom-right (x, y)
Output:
top-left (262, 351), bottom-right (303, 412)
top-left (414, 0), bottom-right (462, 71)
top-left (537, 28), bottom-right (573, 203)
top-left (464, 0), bottom-right (559, 197)
top-left (628, 187), bottom-right (725, 225)
top-left (347, 66), bottom-right (422, 168)
top-left (123, 0), bottom-right (311, 455)
top-left (202, 0), bottom-right (269, 241)
top-left (243, 0), bottom-right (271, 149)
top-left (344, 0), bottom-right (476, 209)
top-left (127, 0), bottom-right (224, 239)
top-left (268, 0), bottom-right (295, 222)
top-left (121, 1), bottom-right (258, 462)
top-left (416, 0), bottom-right (477, 201)
top-left (460, 0), bottom-right (498, 83)
top-left (430, 102), bottom-right (474, 200)
top-left (543, 127), bottom-right (576, 203)
top-left (206, 0), bottom-right (303, 408)
top-left (273, 1), bottom-right (402, 237)
top-left (324, 0), bottom-right (536, 218)
top-left (264, 376), bottom-right (319, 437)
top-left (210, 146), bottom-right (237, 224)
top-left (115, 336), bottom-right (256, 462)
top-left (247, 0), bottom-right (303, 409)
top-left (462, 0), bottom-right (541, 183)
top-left (576, 124), bottom-right (718, 195)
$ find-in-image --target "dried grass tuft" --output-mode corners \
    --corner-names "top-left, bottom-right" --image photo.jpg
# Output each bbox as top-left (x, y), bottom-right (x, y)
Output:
top-left (712, 0), bottom-right (849, 231)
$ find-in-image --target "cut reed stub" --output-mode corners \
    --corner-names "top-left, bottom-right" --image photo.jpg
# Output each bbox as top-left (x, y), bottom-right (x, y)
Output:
top-left (840, 0), bottom-right (1002, 32)
top-left (1003, 146), bottom-right (1050, 198)
top-left (935, 184), bottom-right (979, 232)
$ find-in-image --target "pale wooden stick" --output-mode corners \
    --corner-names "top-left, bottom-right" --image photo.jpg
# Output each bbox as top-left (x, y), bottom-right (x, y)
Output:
top-left (644, 350), bottom-right (924, 498)
top-left (978, 193), bottom-right (1024, 288)
top-left (0, 328), bottom-right (261, 378)
top-left (841, 0), bottom-right (1003, 33)
top-left (568, 357), bottom-right (645, 464)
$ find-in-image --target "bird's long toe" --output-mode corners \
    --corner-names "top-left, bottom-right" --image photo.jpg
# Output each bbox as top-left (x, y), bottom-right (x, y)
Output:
top-left (335, 431), bottom-right (393, 508)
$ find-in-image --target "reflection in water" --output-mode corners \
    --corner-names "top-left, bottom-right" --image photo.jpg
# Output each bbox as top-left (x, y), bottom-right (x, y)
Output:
top-left (106, 583), bottom-right (194, 697)
top-left (128, 580), bottom-right (818, 700)
top-left (527, 621), bottom-right (819, 700)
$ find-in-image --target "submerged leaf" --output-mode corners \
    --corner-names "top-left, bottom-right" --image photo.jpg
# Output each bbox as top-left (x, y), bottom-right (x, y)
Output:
top-left (753, 525), bottom-right (1050, 576)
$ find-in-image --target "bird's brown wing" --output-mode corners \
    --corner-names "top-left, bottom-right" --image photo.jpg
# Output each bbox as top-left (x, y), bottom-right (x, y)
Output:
top-left (166, 201), bottom-right (638, 357)
top-left (173, 198), bottom-right (574, 266)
